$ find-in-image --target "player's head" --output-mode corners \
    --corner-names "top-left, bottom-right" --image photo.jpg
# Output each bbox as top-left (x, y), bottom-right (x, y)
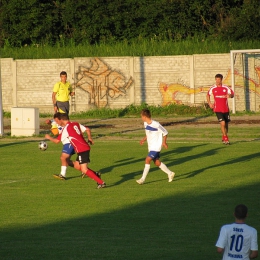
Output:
top-left (234, 204), bottom-right (248, 220)
top-left (141, 109), bottom-right (151, 119)
top-left (60, 71), bottom-right (67, 83)
top-left (60, 71), bottom-right (67, 77)
top-left (215, 74), bottom-right (223, 80)
top-left (53, 112), bottom-right (69, 125)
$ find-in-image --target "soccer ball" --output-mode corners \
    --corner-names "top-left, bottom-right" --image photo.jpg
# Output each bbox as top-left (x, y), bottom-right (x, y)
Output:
top-left (39, 141), bottom-right (48, 151)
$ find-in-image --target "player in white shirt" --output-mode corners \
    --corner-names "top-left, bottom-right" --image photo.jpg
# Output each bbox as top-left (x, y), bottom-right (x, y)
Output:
top-left (136, 109), bottom-right (175, 184)
top-left (216, 204), bottom-right (258, 260)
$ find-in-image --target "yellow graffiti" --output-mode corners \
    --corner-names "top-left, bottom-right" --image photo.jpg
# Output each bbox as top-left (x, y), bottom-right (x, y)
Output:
top-left (159, 83), bottom-right (209, 106)
top-left (75, 58), bottom-right (133, 108)
top-left (159, 67), bottom-right (260, 105)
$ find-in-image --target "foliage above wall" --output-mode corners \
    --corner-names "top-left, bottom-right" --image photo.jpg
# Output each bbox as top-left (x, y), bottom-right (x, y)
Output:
top-left (0, 0), bottom-right (259, 48)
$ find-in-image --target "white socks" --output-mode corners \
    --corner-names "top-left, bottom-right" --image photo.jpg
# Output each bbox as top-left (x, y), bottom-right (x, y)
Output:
top-left (159, 162), bottom-right (172, 175)
top-left (140, 163), bottom-right (172, 182)
top-left (60, 166), bottom-right (67, 177)
top-left (141, 164), bottom-right (150, 181)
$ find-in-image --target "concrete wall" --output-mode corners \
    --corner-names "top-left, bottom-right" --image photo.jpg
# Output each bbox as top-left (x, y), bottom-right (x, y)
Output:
top-left (1, 53), bottom-right (260, 113)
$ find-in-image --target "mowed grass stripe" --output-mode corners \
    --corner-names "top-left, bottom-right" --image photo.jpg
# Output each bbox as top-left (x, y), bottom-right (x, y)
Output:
top-left (0, 139), bottom-right (259, 260)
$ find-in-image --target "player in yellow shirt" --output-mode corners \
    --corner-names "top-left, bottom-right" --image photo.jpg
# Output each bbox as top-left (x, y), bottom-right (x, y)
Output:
top-left (52, 71), bottom-right (74, 114)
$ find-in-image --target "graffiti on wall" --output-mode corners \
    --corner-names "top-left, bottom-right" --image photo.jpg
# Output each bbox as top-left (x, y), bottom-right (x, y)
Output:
top-left (75, 58), bottom-right (133, 108)
top-left (159, 67), bottom-right (260, 106)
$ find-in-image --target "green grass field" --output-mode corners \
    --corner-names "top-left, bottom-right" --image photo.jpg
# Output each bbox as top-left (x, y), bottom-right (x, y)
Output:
top-left (0, 125), bottom-right (260, 260)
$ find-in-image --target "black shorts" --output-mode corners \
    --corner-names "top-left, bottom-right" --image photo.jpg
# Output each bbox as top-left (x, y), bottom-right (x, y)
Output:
top-left (215, 112), bottom-right (230, 123)
top-left (76, 151), bottom-right (90, 164)
top-left (56, 101), bottom-right (70, 114)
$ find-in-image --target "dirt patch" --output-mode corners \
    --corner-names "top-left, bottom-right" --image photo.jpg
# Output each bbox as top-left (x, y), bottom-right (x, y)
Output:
top-left (3, 117), bottom-right (260, 131)
top-left (2, 117), bottom-right (259, 142)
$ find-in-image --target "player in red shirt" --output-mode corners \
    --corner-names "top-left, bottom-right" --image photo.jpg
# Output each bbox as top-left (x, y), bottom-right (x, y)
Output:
top-left (206, 74), bottom-right (234, 145)
top-left (45, 113), bottom-right (106, 189)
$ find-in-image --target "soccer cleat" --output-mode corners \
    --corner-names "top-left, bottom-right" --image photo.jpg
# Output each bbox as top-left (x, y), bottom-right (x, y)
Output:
top-left (223, 136), bottom-right (230, 145)
top-left (81, 172), bottom-right (86, 178)
top-left (53, 174), bottom-right (66, 180)
top-left (168, 172), bottom-right (175, 182)
top-left (97, 182), bottom-right (106, 189)
top-left (95, 171), bottom-right (101, 178)
top-left (136, 179), bottom-right (144, 185)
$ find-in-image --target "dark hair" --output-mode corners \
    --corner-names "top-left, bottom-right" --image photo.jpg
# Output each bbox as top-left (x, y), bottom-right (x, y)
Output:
top-left (54, 112), bottom-right (69, 120)
top-left (141, 108), bottom-right (151, 118)
top-left (234, 204), bottom-right (248, 219)
top-left (60, 71), bottom-right (67, 76)
top-left (215, 74), bottom-right (223, 80)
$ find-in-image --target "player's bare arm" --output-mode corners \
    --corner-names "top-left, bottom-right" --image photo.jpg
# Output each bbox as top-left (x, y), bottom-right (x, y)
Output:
top-left (216, 247), bottom-right (224, 254)
top-left (206, 94), bottom-right (214, 109)
top-left (250, 250), bottom-right (258, 259)
top-left (45, 134), bottom-right (60, 144)
top-left (162, 135), bottom-right (168, 149)
top-left (85, 127), bottom-right (94, 145)
top-left (140, 136), bottom-right (147, 145)
top-left (52, 92), bottom-right (58, 112)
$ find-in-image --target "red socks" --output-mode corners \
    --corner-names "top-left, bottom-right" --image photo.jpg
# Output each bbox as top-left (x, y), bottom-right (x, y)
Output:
top-left (85, 169), bottom-right (103, 184)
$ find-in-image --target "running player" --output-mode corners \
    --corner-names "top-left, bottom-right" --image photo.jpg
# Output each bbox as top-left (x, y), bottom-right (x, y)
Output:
top-left (136, 109), bottom-right (175, 185)
top-left (45, 118), bottom-right (99, 180)
top-left (45, 113), bottom-right (106, 189)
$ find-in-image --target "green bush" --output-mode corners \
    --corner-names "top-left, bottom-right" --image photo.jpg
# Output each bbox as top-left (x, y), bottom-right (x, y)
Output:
top-left (0, 0), bottom-right (259, 48)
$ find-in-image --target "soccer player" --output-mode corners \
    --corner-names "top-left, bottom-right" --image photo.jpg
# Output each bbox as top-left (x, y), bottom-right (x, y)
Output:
top-left (136, 109), bottom-right (175, 185)
top-left (52, 71), bottom-right (74, 114)
top-left (216, 204), bottom-right (258, 260)
top-left (206, 74), bottom-right (234, 145)
top-left (45, 113), bottom-right (106, 189)
top-left (45, 118), bottom-right (100, 180)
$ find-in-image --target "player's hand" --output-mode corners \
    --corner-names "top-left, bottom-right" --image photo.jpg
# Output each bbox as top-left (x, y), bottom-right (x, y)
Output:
top-left (88, 139), bottom-right (94, 145)
top-left (45, 119), bottom-right (51, 125)
top-left (162, 143), bottom-right (168, 149)
top-left (45, 134), bottom-right (51, 140)
top-left (140, 140), bottom-right (145, 145)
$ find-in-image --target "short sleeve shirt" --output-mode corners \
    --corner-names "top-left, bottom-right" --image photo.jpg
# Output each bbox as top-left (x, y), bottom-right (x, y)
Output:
top-left (144, 120), bottom-right (168, 152)
top-left (53, 81), bottom-right (72, 102)
top-left (57, 122), bottom-right (90, 153)
top-left (207, 85), bottom-right (234, 113)
top-left (53, 120), bottom-right (86, 145)
top-left (216, 223), bottom-right (258, 260)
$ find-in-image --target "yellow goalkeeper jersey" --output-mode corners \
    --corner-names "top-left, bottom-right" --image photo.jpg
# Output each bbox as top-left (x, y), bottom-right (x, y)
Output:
top-left (53, 81), bottom-right (72, 102)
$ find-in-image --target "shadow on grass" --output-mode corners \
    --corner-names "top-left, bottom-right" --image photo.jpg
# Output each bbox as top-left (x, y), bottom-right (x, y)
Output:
top-left (100, 144), bottom-right (222, 185)
top-left (0, 182), bottom-right (259, 260)
top-left (0, 140), bottom-right (40, 148)
top-left (1, 142), bottom-right (259, 260)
